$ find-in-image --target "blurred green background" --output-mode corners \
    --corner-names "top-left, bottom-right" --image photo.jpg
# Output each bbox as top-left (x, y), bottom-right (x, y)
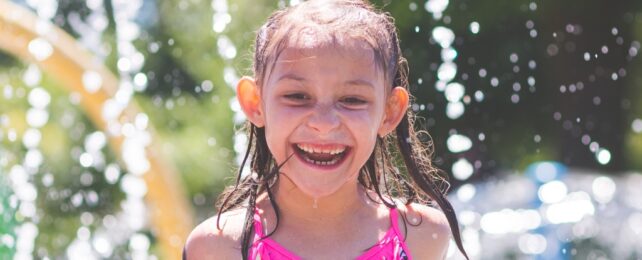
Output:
top-left (1, 0), bottom-right (641, 259)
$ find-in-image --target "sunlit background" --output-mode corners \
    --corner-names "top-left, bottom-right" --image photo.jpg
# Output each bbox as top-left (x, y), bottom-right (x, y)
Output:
top-left (1, 0), bottom-right (641, 259)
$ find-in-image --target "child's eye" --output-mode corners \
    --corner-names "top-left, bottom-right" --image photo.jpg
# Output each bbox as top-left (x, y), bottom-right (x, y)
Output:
top-left (340, 97), bottom-right (368, 108)
top-left (282, 93), bottom-right (310, 105)
top-left (284, 93), bottom-right (309, 100)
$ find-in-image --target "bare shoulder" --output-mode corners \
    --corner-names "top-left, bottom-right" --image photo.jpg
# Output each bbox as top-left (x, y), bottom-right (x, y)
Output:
top-left (397, 203), bottom-right (451, 260)
top-left (184, 208), bottom-right (248, 259)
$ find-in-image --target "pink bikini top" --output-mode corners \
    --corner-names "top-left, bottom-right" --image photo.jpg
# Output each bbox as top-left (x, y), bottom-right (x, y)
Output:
top-left (248, 207), bottom-right (412, 260)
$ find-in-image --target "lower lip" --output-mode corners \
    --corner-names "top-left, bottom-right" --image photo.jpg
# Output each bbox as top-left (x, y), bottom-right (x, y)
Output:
top-left (292, 145), bottom-right (350, 171)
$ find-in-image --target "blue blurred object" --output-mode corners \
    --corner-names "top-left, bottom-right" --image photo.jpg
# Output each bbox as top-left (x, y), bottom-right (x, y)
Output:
top-left (526, 161), bottom-right (570, 260)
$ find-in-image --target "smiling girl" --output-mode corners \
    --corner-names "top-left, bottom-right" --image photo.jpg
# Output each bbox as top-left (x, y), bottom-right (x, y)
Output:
top-left (185, 1), bottom-right (468, 259)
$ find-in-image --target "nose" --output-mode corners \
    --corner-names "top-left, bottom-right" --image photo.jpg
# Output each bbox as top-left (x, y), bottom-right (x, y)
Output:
top-left (306, 103), bottom-right (340, 134)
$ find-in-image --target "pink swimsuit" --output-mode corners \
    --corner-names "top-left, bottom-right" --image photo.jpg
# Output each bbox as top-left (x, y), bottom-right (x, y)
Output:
top-left (248, 207), bottom-right (412, 260)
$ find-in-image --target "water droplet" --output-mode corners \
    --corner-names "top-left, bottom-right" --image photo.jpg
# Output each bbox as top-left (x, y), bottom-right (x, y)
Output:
top-left (85, 131), bottom-right (107, 152)
top-left (518, 233), bottom-right (547, 254)
top-left (528, 60), bottom-right (537, 69)
top-left (447, 134), bottom-right (472, 153)
top-left (444, 82), bottom-right (465, 102)
top-left (592, 176), bottom-right (615, 203)
top-left (446, 101), bottom-right (465, 119)
top-left (456, 184), bottom-right (476, 202)
top-left (26, 108), bottom-right (49, 128)
top-left (212, 12), bottom-right (232, 33)
top-left (42, 173), bottom-right (54, 187)
top-left (513, 82), bottom-right (521, 92)
top-left (22, 128), bottom-right (42, 149)
top-left (441, 47), bottom-right (458, 62)
top-left (529, 2), bottom-right (537, 11)
top-left (432, 27), bottom-right (455, 48)
top-left (527, 77), bottom-right (535, 87)
top-left (632, 119), bottom-right (642, 133)
top-left (105, 164), bottom-right (121, 184)
top-left (133, 73), bottom-right (148, 91)
top-left (581, 135), bottom-right (591, 145)
top-left (23, 64), bottom-right (42, 87)
top-left (79, 153), bottom-right (94, 168)
top-left (217, 35), bottom-right (237, 60)
top-left (80, 172), bottom-right (94, 186)
top-left (424, 0), bottom-right (449, 19)
top-left (596, 148), bottom-right (611, 165)
top-left (474, 90), bottom-right (484, 102)
top-left (478, 68), bottom-right (487, 78)
top-left (409, 2), bottom-right (418, 11)
top-left (129, 233), bottom-right (150, 251)
top-left (469, 22), bottom-right (480, 34)
top-left (547, 44), bottom-right (559, 56)
top-left (490, 77), bottom-right (499, 87)
top-left (453, 158), bottom-right (474, 180)
top-left (117, 57), bottom-right (132, 72)
top-left (437, 62), bottom-right (457, 82)
top-left (28, 38), bottom-right (54, 61)
top-left (538, 181), bottom-right (567, 203)
top-left (312, 198), bottom-right (318, 209)
top-left (529, 29), bottom-right (537, 38)
top-left (628, 47), bottom-right (638, 57)
top-left (82, 71), bottom-right (102, 93)
top-left (511, 94), bottom-right (520, 104)
top-left (120, 174), bottom-right (147, 198)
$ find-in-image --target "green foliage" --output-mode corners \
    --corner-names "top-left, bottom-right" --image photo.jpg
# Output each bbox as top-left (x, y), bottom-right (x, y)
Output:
top-left (0, 171), bottom-right (17, 259)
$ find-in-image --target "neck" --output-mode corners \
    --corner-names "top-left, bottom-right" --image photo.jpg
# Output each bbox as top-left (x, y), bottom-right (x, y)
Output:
top-left (268, 173), bottom-right (370, 225)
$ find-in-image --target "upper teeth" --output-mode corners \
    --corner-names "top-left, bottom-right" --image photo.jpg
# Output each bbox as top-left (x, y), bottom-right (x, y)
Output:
top-left (297, 144), bottom-right (346, 155)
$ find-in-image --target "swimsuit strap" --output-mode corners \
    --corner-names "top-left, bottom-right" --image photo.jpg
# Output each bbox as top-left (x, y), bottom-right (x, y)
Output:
top-left (389, 207), bottom-right (403, 237)
top-left (253, 208), bottom-right (265, 238)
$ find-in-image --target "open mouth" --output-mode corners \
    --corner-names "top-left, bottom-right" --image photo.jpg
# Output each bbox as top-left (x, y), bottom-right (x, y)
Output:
top-left (293, 143), bottom-right (350, 167)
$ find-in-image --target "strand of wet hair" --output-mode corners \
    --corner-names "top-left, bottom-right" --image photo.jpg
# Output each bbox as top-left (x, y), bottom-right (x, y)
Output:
top-left (216, 125), bottom-right (255, 230)
top-left (365, 144), bottom-right (396, 208)
top-left (395, 114), bottom-right (469, 260)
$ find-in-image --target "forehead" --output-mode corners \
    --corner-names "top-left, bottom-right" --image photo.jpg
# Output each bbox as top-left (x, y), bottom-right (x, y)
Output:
top-left (267, 32), bottom-right (384, 82)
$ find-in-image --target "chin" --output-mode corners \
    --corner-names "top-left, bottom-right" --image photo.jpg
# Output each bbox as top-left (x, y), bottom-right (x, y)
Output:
top-left (291, 171), bottom-right (360, 199)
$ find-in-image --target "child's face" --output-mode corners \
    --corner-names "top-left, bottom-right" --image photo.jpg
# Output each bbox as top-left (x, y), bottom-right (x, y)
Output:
top-left (238, 40), bottom-right (408, 198)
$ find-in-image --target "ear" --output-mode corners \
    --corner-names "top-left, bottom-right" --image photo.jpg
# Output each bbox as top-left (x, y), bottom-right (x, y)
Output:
top-left (378, 86), bottom-right (409, 137)
top-left (237, 76), bottom-right (265, 127)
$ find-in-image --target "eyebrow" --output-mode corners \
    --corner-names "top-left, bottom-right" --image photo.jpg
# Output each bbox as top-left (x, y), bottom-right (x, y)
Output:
top-left (345, 79), bottom-right (375, 89)
top-left (276, 73), bottom-right (374, 88)
top-left (276, 73), bottom-right (307, 83)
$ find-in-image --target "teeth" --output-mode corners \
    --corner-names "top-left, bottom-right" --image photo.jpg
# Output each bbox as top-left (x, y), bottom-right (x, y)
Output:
top-left (302, 154), bottom-right (342, 166)
top-left (296, 144), bottom-right (346, 155)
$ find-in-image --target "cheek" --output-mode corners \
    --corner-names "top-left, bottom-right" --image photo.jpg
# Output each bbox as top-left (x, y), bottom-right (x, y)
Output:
top-left (343, 109), bottom-right (383, 137)
top-left (263, 106), bottom-right (302, 160)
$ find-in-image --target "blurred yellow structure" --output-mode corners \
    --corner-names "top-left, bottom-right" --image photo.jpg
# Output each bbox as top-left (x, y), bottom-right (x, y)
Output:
top-left (0, 0), bottom-right (194, 258)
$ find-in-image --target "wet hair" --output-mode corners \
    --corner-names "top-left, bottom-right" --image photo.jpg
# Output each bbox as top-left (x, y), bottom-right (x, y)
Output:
top-left (215, 1), bottom-right (468, 259)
